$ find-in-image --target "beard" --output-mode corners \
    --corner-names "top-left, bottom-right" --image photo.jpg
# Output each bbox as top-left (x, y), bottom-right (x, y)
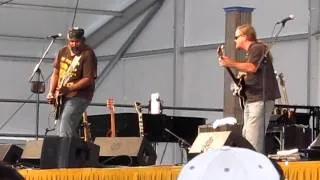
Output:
top-left (71, 46), bottom-right (82, 55)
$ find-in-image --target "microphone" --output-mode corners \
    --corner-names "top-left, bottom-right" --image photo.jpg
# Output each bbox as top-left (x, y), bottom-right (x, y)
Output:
top-left (47, 33), bottom-right (62, 39)
top-left (276, 14), bottom-right (295, 25)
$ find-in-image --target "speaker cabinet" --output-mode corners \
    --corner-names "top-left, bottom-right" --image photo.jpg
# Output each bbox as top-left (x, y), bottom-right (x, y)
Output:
top-left (20, 139), bottom-right (43, 167)
top-left (0, 144), bottom-right (23, 164)
top-left (189, 131), bottom-right (254, 154)
top-left (285, 126), bottom-right (311, 149)
top-left (21, 140), bottom-right (43, 159)
top-left (198, 124), bottom-right (242, 135)
top-left (94, 137), bottom-right (157, 166)
top-left (40, 136), bottom-right (100, 169)
top-left (265, 126), bottom-right (312, 154)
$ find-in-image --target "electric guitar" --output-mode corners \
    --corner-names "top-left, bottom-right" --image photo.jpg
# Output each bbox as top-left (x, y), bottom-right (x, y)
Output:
top-left (53, 73), bottom-right (73, 120)
top-left (134, 102), bottom-right (144, 137)
top-left (53, 55), bottom-right (81, 120)
top-left (217, 45), bottom-right (247, 109)
top-left (278, 73), bottom-right (288, 105)
top-left (106, 98), bottom-right (116, 137)
top-left (276, 72), bottom-right (294, 119)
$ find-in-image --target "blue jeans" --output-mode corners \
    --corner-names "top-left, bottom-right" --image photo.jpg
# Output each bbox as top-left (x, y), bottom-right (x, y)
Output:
top-left (57, 97), bottom-right (90, 137)
top-left (243, 100), bottom-right (274, 153)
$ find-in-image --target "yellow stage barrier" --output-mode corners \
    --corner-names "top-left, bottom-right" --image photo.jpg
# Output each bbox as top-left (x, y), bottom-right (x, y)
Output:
top-left (278, 161), bottom-right (320, 180)
top-left (18, 161), bottom-right (320, 180)
top-left (19, 166), bottom-right (181, 180)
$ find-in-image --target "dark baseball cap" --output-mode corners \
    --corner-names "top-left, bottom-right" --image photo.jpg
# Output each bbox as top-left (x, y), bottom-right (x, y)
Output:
top-left (68, 27), bottom-right (85, 40)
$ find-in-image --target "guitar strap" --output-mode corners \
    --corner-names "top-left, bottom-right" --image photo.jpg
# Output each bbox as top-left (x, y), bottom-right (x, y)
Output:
top-left (256, 42), bottom-right (270, 70)
top-left (69, 55), bottom-right (81, 70)
top-left (66, 55), bottom-right (81, 76)
top-left (60, 55), bottom-right (81, 86)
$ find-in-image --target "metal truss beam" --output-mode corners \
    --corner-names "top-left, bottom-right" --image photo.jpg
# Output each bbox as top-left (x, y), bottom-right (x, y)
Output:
top-left (0, 33), bottom-right (308, 62)
top-left (3, 2), bottom-right (122, 16)
top-left (95, 0), bottom-right (165, 89)
top-left (86, 0), bottom-right (162, 49)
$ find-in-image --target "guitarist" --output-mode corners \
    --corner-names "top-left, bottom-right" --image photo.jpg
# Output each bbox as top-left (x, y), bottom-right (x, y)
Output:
top-left (46, 27), bottom-right (97, 137)
top-left (218, 24), bottom-right (280, 154)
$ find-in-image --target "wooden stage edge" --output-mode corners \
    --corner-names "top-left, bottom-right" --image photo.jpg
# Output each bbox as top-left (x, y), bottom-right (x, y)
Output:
top-left (17, 161), bottom-right (320, 180)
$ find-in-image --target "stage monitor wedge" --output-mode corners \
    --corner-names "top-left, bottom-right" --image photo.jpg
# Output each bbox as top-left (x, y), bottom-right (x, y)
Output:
top-left (40, 136), bottom-right (100, 169)
top-left (189, 131), bottom-right (255, 153)
top-left (19, 139), bottom-right (44, 167)
top-left (0, 144), bottom-right (23, 165)
top-left (21, 139), bottom-right (43, 160)
top-left (94, 137), bottom-right (157, 166)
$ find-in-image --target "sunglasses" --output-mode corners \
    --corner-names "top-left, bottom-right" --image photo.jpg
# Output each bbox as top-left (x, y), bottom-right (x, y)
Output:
top-left (234, 34), bottom-right (244, 40)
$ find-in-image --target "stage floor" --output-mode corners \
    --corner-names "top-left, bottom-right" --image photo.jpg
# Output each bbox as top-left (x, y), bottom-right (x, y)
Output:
top-left (17, 161), bottom-right (320, 180)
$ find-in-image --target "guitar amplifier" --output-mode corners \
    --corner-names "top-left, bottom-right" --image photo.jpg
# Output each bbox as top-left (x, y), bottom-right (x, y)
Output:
top-left (198, 124), bottom-right (242, 135)
top-left (198, 124), bottom-right (214, 133)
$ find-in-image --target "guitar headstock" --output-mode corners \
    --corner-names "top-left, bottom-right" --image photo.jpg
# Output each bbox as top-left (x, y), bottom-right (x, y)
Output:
top-left (106, 98), bottom-right (115, 112)
top-left (278, 73), bottom-right (285, 87)
top-left (134, 102), bottom-right (142, 114)
top-left (217, 45), bottom-right (225, 57)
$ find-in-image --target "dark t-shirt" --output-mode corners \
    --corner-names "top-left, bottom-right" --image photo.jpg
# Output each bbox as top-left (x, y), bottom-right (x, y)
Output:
top-left (53, 45), bottom-right (97, 101)
top-left (245, 42), bottom-right (281, 102)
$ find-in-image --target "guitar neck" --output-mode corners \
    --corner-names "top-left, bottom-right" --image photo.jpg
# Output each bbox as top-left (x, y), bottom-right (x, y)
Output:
top-left (110, 112), bottom-right (116, 137)
top-left (138, 113), bottom-right (144, 137)
top-left (82, 112), bottom-right (92, 142)
top-left (59, 55), bottom-right (80, 88)
top-left (134, 102), bottom-right (144, 137)
top-left (217, 45), bottom-right (239, 84)
top-left (57, 74), bottom-right (72, 91)
top-left (226, 67), bottom-right (238, 83)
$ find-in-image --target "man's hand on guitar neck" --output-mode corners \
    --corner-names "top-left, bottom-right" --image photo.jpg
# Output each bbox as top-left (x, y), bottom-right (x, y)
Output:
top-left (219, 55), bottom-right (257, 73)
top-left (218, 55), bottom-right (235, 68)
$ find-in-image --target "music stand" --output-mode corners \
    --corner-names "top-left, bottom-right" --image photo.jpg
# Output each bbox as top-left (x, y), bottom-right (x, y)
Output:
top-left (163, 128), bottom-right (191, 164)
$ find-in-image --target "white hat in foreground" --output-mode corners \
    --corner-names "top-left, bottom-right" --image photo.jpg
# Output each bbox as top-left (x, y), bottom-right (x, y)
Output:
top-left (178, 146), bottom-right (280, 180)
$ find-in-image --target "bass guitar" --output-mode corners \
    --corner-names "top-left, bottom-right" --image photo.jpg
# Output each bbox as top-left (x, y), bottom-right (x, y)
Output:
top-left (217, 45), bottom-right (247, 109)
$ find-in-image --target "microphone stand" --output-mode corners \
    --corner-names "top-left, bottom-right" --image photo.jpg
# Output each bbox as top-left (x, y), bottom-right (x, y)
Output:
top-left (44, 120), bottom-right (57, 136)
top-left (259, 21), bottom-right (286, 152)
top-left (28, 37), bottom-right (58, 140)
top-left (164, 128), bottom-right (191, 164)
